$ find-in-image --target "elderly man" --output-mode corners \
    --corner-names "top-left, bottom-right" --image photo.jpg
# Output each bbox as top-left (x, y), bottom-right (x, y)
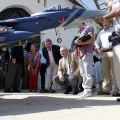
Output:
top-left (40, 39), bottom-right (61, 93)
top-left (95, 19), bottom-right (119, 95)
top-left (54, 46), bottom-right (81, 95)
top-left (96, 0), bottom-right (120, 100)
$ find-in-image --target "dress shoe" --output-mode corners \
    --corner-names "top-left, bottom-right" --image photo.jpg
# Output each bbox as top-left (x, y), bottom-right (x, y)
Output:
top-left (97, 91), bottom-right (110, 95)
top-left (40, 89), bottom-right (49, 93)
top-left (117, 98), bottom-right (120, 102)
top-left (4, 89), bottom-right (13, 93)
top-left (112, 92), bottom-right (120, 97)
top-left (49, 89), bottom-right (56, 93)
top-left (13, 89), bottom-right (21, 92)
top-left (63, 86), bottom-right (72, 94)
top-left (73, 91), bottom-right (78, 95)
top-left (29, 90), bottom-right (32, 92)
top-left (34, 89), bottom-right (37, 92)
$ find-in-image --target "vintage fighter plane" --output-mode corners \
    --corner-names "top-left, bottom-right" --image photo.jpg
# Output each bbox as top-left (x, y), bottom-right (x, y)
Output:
top-left (0, 4), bottom-right (107, 50)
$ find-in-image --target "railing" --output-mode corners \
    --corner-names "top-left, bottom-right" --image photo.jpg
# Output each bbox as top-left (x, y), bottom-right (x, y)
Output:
top-left (93, 0), bottom-right (106, 10)
top-left (68, 0), bottom-right (89, 9)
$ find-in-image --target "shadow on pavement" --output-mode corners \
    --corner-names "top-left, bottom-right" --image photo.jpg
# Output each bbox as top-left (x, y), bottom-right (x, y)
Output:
top-left (0, 92), bottom-right (119, 116)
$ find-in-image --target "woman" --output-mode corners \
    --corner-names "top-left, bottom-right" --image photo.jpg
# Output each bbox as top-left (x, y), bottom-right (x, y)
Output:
top-left (28, 44), bottom-right (41, 92)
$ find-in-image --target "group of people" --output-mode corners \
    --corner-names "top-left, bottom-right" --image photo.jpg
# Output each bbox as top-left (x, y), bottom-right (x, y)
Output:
top-left (2, 0), bottom-right (120, 100)
top-left (96, 0), bottom-right (120, 101)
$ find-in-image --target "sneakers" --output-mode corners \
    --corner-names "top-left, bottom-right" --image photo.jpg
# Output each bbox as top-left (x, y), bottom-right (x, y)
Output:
top-left (78, 90), bottom-right (92, 98)
top-left (78, 91), bottom-right (84, 96)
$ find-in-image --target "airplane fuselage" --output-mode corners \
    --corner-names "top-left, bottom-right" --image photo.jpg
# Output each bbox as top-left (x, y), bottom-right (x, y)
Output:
top-left (0, 4), bottom-right (107, 47)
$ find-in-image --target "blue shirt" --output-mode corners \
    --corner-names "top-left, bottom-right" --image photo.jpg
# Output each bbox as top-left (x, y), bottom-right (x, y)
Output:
top-left (39, 51), bottom-right (46, 64)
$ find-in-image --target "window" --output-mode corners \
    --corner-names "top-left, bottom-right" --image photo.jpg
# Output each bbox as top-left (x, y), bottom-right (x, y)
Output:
top-left (44, 0), bottom-right (47, 7)
top-left (37, 0), bottom-right (40, 3)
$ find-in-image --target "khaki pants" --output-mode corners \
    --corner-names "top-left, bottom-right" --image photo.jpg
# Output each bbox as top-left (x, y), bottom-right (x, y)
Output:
top-left (45, 63), bottom-right (62, 90)
top-left (113, 44), bottom-right (120, 90)
top-left (102, 51), bottom-right (119, 93)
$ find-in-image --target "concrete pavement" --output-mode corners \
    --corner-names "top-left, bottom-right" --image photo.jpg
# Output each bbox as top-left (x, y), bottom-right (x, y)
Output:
top-left (0, 90), bottom-right (120, 120)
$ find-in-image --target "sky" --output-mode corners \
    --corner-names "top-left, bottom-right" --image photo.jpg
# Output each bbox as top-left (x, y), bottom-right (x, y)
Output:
top-left (81, 0), bottom-right (105, 10)
top-left (81, 0), bottom-right (97, 9)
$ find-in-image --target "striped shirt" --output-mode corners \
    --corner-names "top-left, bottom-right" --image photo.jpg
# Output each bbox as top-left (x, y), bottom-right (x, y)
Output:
top-left (112, 0), bottom-right (120, 35)
top-left (78, 25), bottom-right (94, 55)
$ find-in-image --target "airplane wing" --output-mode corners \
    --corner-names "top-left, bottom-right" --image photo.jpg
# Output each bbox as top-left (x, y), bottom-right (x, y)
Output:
top-left (64, 9), bottom-right (107, 29)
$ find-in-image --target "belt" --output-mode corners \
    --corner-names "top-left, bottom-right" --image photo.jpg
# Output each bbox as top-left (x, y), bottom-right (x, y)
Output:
top-left (112, 41), bottom-right (120, 47)
top-left (102, 48), bottom-right (112, 52)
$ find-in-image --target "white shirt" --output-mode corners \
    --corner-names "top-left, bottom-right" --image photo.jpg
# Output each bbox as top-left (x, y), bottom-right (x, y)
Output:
top-left (48, 49), bottom-right (55, 64)
top-left (112, 0), bottom-right (120, 35)
top-left (95, 27), bottom-right (114, 50)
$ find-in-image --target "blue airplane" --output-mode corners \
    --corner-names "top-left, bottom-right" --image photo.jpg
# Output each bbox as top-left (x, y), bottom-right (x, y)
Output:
top-left (0, 4), bottom-right (107, 49)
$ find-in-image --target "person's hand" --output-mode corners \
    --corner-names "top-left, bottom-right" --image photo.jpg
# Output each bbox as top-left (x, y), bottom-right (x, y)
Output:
top-left (59, 75), bottom-right (64, 82)
top-left (69, 72), bottom-right (74, 76)
top-left (72, 53), bottom-right (77, 60)
top-left (12, 58), bottom-right (16, 63)
top-left (75, 40), bottom-right (82, 45)
top-left (97, 49), bottom-right (103, 55)
top-left (32, 69), bottom-right (35, 75)
top-left (73, 49), bottom-right (78, 57)
top-left (95, 16), bottom-right (104, 23)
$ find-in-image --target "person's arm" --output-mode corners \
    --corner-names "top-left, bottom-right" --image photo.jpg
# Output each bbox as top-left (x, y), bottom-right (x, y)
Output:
top-left (96, 7), bottom-right (120, 23)
top-left (28, 53), bottom-right (34, 73)
top-left (75, 26), bottom-right (94, 45)
top-left (104, 7), bottom-right (120, 19)
top-left (75, 33), bottom-right (94, 45)
top-left (57, 59), bottom-right (64, 82)
top-left (95, 32), bottom-right (103, 54)
top-left (11, 47), bottom-right (16, 63)
top-left (58, 59), bottom-right (63, 76)
top-left (35, 53), bottom-right (41, 72)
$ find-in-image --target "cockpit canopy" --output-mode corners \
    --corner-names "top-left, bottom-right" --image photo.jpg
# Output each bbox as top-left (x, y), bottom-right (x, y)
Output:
top-left (44, 4), bottom-right (82, 11)
top-left (31, 4), bottom-right (83, 16)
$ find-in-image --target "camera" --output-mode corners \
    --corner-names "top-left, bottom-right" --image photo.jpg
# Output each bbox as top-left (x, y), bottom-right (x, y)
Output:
top-left (73, 34), bottom-right (91, 47)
